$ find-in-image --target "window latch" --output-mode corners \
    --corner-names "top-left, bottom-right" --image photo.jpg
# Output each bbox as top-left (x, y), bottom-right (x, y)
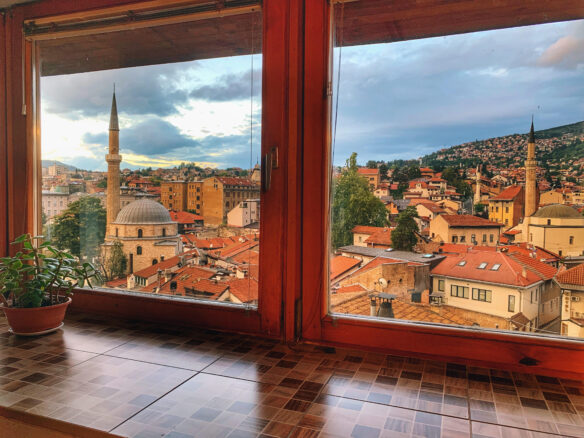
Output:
top-left (261, 146), bottom-right (278, 193)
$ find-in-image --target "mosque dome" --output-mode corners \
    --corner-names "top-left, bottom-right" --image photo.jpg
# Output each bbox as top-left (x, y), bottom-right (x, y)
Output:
top-left (113, 199), bottom-right (174, 224)
top-left (532, 204), bottom-right (582, 219)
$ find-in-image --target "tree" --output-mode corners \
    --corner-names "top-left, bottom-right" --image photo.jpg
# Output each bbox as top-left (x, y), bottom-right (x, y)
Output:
top-left (103, 240), bottom-right (127, 280)
top-left (474, 203), bottom-right (487, 217)
top-left (52, 197), bottom-right (106, 260)
top-left (407, 165), bottom-right (421, 180)
top-left (97, 179), bottom-right (107, 188)
top-left (331, 153), bottom-right (388, 248)
top-left (378, 163), bottom-right (389, 181)
top-left (391, 206), bottom-right (419, 251)
top-left (366, 160), bottom-right (378, 169)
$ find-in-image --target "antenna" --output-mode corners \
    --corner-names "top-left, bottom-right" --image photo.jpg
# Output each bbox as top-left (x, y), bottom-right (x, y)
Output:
top-left (113, 82), bottom-right (116, 94)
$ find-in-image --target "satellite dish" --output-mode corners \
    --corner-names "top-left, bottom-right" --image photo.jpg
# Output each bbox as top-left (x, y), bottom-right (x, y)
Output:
top-left (378, 278), bottom-right (388, 287)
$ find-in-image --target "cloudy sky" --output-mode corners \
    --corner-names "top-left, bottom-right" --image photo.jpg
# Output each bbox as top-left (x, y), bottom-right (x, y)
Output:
top-left (41, 19), bottom-right (584, 171)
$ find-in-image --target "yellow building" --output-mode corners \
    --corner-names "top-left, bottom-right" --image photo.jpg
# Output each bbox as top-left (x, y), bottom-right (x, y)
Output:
top-left (488, 185), bottom-right (524, 229)
top-left (516, 204), bottom-right (584, 257)
top-left (540, 189), bottom-right (571, 205)
top-left (160, 181), bottom-right (188, 211)
top-left (187, 181), bottom-right (204, 214)
top-left (556, 264), bottom-right (584, 338)
top-left (357, 167), bottom-right (380, 190)
top-left (431, 249), bottom-right (559, 332)
top-left (429, 214), bottom-right (504, 246)
top-left (202, 177), bottom-right (260, 225)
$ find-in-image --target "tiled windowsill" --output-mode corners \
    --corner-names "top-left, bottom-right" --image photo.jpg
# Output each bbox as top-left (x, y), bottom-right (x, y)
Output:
top-left (1, 312), bottom-right (583, 438)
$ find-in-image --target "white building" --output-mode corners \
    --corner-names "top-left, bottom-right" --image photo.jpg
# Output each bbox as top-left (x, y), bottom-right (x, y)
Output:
top-left (227, 199), bottom-right (260, 228)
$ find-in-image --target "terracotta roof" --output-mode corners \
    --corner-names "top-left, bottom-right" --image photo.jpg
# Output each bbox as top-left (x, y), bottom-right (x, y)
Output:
top-left (160, 277), bottom-right (227, 296)
top-left (409, 181), bottom-right (428, 188)
top-left (438, 243), bottom-right (496, 254)
top-left (439, 215), bottom-right (504, 228)
top-left (431, 250), bottom-right (555, 287)
top-left (216, 177), bottom-right (258, 187)
top-left (416, 201), bottom-right (445, 213)
top-left (231, 249), bottom-right (260, 265)
top-left (331, 293), bottom-right (471, 325)
top-left (330, 255), bottom-right (361, 281)
top-left (352, 225), bottom-right (385, 235)
top-left (334, 284), bottom-right (367, 294)
top-left (510, 312), bottom-right (530, 327)
top-left (133, 253), bottom-right (192, 279)
top-left (357, 168), bottom-right (379, 175)
top-left (490, 185), bottom-right (522, 201)
top-left (105, 277), bottom-right (127, 288)
top-left (213, 239), bottom-right (259, 258)
top-left (557, 263), bottom-right (584, 286)
top-left (169, 210), bottom-right (204, 224)
top-left (504, 229), bottom-right (521, 235)
top-left (364, 228), bottom-right (392, 246)
top-left (225, 278), bottom-right (258, 302)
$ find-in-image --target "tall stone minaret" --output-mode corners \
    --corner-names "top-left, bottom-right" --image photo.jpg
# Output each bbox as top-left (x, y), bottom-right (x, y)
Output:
top-left (106, 89), bottom-right (122, 231)
top-left (474, 164), bottom-right (481, 205)
top-left (524, 119), bottom-right (537, 217)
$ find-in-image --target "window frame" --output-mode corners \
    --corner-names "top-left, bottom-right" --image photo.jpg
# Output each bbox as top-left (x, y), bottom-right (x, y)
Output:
top-left (3, 0), bottom-right (290, 339)
top-left (302, 0), bottom-right (584, 379)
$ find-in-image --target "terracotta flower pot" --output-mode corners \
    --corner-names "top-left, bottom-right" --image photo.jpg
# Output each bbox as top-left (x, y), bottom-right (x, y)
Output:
top-left (1, 297), bottom-right (71, 335)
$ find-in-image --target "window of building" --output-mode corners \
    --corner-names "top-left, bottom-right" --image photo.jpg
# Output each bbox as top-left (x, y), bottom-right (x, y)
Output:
top-left (490, 234), bottom-right (494, 242)
top-left (547, 219), bottom-right (551, 225)
top-left (452, 236), bottom-right (458, 243)
top-left (451, 285), bottom-right (469, 299)
top-left (505, 207), bottom-right (509, 213)
top-left (457, 261), bottom-right (467, 266)
top-left (136, 246), bottom-right (142, 255)
top-left (482, 234), bottom-right (487, 243)
top-left (477, 262), bottom-right (487, 269)
top-left (570, 236), bottom-right (574, 245)
top-left (162, 228), bottom-right (166, 237)
top-left (508, 295), bottom-right (516, 312)
top-left (138, 229), bottom-right (143, 238)
top-left (460, 236), bottom-right (466, 243)
top-left (472, 288), bottom-right (492, 302)
top-left (438, 279), bottom-right (444, 291)
top-left (491, 264), bottom-right (501, 271)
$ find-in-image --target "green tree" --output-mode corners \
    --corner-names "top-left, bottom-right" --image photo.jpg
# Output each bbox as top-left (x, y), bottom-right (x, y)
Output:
top-left (407, 165), bottom-right (421, 180)
top-left (366, 160), bottom-right (378, 169)
top-left (97, 179), bottom-right (107, 188)
top-left (52, 197), bottom-right (106, 260)
top-left (390, 206), bottom-right (419, 251)
top-left (332, 153), bottom-right (388, 248)
top-left (378, 163), bottom-right (389, 180)
top-left (103, 240), bottom-right (127, 280)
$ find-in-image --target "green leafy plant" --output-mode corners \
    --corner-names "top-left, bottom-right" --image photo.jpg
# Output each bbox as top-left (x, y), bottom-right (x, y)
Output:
top-left (0, 234), bottom-right (102, 308)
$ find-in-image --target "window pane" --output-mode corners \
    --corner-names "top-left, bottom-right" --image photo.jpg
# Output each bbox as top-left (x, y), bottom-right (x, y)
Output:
top-left (39, 6), bottom-right (262, 306)
top-left (328, 0), bottom-right (584, 338)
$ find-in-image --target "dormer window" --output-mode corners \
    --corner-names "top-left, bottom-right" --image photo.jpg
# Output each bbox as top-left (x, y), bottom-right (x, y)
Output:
top-left (477, 262), bottom-right (487, 269)
top-left (457, 261), bottom-right (466, 266)
top-left (491, 264), bottom-right (501, 271)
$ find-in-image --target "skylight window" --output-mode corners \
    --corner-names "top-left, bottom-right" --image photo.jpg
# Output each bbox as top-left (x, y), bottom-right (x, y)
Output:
top-left (491, 264), bottom-right (501, 271)
top-left (477, 262), bottom-right (488, 269)
top-left (457, 261), bottom-right (467, 266)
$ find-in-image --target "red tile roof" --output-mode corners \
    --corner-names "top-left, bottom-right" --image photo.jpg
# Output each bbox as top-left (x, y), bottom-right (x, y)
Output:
top-left (169, 210), bottom-right (204, 223)
top-left (334, 284), bottom-right (367, 294)
top-left (133, 253), bottom-right (193, 279)
top-left (213, 239), bottom-right (259, 258)
top-left (225, 278), bottom-right (258, 302)
top-left (330, 255), bottom-right (361, 281)
top-left (357, 168), bottom-right (379, 175)
top-left (231, 249), bottom-right (260, 265)
top-left (431, 250), bottom-right (556, 287)
top-left (347, 256), bottom-right (420, 279)
top-left (490, 185), bottom-right (522, 201)
top-left (557, 263), bottom-right (584, 286)
top-left (352, 225), bottom-right (385, 235)
top-left (364, 228), bottom-right (392, 246)
top-left (439, 215), bottom-right (503, 228)
top-left (216, 177), bottom-right (258, 187)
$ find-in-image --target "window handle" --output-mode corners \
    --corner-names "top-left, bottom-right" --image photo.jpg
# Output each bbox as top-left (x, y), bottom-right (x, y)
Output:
top-left (261, 147), bottom-right (278, 193)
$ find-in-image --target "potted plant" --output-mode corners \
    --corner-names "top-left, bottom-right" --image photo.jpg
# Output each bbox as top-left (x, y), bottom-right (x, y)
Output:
top-left (0, 234), bottom-right (102, 335)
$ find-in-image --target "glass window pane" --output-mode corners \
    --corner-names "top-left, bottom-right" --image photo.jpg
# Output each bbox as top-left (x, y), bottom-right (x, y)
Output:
top-left (39, 6), bottom-right (262, 307)
top-left (328, 0), bottom-right (584, 338)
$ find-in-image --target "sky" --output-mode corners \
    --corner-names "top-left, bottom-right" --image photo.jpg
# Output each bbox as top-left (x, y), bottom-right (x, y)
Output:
top-left (41, 19), bottom-right (584, 171)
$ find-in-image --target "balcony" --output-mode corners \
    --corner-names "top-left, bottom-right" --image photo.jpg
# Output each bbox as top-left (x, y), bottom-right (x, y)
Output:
top-left (2, 311), bottom-right (584, 438)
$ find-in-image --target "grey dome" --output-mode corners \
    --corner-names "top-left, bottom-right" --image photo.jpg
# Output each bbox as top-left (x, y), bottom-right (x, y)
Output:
top-left (533, 204), bottom-right (581, 219)
top-left (114, 199), bottom-right (174, 224)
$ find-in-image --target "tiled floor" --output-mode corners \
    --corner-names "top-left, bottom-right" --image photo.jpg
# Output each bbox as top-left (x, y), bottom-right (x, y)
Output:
top-left (1, 312), bottom-right (583, 438)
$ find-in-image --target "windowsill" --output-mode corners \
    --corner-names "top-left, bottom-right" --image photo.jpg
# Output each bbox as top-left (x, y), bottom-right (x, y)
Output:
top-left (69, 287), bottom-right (263, 335)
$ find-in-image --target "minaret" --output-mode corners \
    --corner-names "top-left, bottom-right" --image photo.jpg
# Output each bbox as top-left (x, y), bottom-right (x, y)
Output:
top-left (106, 89), bottom-right (122, 232)
top-left (474, 164), bottom-right (481, 205)
top-left (524, 119), bottom-right (537, 217)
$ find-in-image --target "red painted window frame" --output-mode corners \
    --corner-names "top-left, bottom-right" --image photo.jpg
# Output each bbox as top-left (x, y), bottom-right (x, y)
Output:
top-left (300, 0), bottom-right (584, 379)
top-left (1, 0), bottom-right (293, 339)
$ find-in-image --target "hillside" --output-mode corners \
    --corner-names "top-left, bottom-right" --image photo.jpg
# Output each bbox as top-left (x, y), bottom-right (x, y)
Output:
top-left (420, 120), bottom-right (584, 175)
top-left (41, 160), bottom-right (77, 171)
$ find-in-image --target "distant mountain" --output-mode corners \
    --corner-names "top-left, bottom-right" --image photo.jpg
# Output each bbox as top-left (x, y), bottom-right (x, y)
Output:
top-left (420, 120), bottom-right (584, 172)
top-left (41, 160), bottom-right (78, 171)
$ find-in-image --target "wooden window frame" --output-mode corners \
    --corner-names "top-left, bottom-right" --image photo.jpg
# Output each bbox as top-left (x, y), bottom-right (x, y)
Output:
top-left (302, 0), bottom-right (584, 379)
top-left (1, 0), bottom-right (295, 339)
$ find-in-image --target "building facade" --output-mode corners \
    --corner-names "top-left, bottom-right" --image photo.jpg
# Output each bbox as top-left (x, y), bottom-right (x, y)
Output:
top-left (202, 177), bottom-right (260, 225)
top-left (187, 181), bottom-right (204, 214)
top-left (160, 181), bottom-right (188, 211)
top-left (429, 214), bottom-right (504, 246)
top-left (488, 185), bottom-right (524, 229)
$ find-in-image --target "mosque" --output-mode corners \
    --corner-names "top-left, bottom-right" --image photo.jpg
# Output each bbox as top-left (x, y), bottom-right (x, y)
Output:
top-left (511, 121), bottom-right (584, 257)
top-left (101, 91), bottom-right (182, 274)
